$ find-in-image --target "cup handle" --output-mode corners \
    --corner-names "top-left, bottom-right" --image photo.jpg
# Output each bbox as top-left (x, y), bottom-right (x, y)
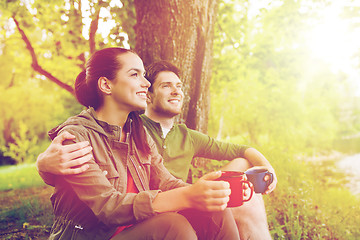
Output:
top-left (242, 181), bottom-right (254, 202)
top-left (266, 172), bottom-right (274, 185)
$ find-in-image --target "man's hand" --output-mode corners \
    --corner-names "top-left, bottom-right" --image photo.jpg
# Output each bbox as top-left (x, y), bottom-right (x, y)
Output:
top-left (245, 166), bottom-right (277, 195)
top-left (186, 171), bottom-right (231, 211)
top-left (263, 167), bottom-right (277, 195)
top-left (244, 148), bottom-right (278, 194)
top-left (36, 131), bottom-right (93, 175)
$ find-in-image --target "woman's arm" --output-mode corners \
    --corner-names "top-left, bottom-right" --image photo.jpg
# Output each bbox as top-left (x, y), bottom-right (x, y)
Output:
top-left (50, 127), bottom-right (162, 226)
top-left (153, 171), bottom-right (231, 212)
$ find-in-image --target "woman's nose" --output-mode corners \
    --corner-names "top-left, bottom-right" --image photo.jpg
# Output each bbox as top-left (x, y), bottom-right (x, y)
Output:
top-left (141, 76), bottom-right (151, 88)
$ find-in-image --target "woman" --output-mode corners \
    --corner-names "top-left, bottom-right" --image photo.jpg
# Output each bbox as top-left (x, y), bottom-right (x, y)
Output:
top-left (44, 47), bottom-right (239, 239)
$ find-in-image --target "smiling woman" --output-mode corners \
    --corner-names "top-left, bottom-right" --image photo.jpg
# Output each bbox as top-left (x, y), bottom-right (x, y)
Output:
top-left (37, 47), bottom-right (240, 240)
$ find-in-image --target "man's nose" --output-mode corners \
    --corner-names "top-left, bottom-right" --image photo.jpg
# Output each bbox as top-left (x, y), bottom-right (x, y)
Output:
top-left (171, 86), bottom-right (182, 95)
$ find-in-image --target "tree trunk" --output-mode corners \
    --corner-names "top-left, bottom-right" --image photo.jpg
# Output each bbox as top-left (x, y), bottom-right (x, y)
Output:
top-left (134, 0), bottom-right (218, 133)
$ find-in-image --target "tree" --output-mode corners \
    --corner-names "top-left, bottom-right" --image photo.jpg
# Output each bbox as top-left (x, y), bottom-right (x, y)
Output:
top-left (0, 0), bottom-right (219, 164)
top-left (8, 0), bottom-right (109, 96)
top-left (6, 0), bottom-right (218, 133)
top-left (134, 0), bottom-right (219, 132)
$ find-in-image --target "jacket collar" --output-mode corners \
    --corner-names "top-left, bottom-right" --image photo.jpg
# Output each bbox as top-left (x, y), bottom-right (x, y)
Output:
top-left (48, 107), bottom-right (133, 142)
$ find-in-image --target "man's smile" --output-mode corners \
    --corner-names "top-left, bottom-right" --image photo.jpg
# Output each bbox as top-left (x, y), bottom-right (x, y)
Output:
top-left (168, 99), bottom-right (181, 103)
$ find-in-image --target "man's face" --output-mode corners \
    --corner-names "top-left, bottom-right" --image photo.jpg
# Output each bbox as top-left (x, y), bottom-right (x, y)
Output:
top-left (147, 71), bottom-right (184, 118)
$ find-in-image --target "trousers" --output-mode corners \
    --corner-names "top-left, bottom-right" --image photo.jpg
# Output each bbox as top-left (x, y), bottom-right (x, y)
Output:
top-left (111, 208), bottom-right (240, 240)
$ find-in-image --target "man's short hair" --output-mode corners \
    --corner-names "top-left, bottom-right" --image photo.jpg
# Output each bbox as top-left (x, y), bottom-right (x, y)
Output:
top-left (145, 60), bottom-right (181, 92)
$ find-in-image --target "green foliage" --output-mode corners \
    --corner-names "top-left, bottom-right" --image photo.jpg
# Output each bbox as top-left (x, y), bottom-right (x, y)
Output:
top-left (0, 163), bottom-right (46, 191)
top-left (210, 2), bottom-right (360, 238)
top-left (0, 80), bottom-right (76, 164)
top-left (211, 0), bottom-right (359, 154)
top-left (1, 121), bottom-right (39, 164)
top-left (0, 0), bottom-right (137, 165)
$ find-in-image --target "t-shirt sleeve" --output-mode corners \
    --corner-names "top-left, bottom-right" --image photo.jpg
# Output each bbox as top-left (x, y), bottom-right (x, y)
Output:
top-left (189, 129), bottom-right (249, 160)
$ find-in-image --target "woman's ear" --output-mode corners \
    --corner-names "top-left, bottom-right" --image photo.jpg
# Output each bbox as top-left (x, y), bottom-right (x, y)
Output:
top-left (98, 77), bottom-right (112, 95)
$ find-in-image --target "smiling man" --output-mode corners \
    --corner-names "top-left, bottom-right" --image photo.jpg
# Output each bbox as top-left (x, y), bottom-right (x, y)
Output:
top-left (132, 61), bottom-right (276, 239)
top-left (36, 60), bottom-right (276, 240)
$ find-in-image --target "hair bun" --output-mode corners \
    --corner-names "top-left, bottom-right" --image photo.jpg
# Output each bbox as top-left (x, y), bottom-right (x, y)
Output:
top-left (74, 70), bottom-right (97, 108)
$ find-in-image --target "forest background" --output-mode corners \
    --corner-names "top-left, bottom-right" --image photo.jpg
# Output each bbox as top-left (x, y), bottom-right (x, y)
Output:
top-left (1, 0), bottom-right (360, 239)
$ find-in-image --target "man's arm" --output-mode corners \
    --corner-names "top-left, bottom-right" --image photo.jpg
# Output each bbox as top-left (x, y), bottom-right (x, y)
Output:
top-left (190, 129), bottom-right (277, 194)
top-left (243, 147), bottom-right (277, 194)
top-left (36, 131), bottom-right (93, 185)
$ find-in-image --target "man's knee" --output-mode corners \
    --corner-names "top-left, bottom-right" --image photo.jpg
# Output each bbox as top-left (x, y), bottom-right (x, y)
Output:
top-left (231, 195), bottom-right (272, 240)
top-left (231, 194), bottom-right (267, 221)
top-left (221, 157), bottom-right (252, 172)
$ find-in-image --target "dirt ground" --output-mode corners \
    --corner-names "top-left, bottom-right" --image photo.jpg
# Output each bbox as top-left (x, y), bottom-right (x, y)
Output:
top-left (0, 185), bottom-right (53, 240)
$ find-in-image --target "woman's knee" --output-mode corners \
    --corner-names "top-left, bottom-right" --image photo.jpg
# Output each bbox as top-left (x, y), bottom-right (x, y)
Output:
top-left (152, 212), bottom-right (197, 239)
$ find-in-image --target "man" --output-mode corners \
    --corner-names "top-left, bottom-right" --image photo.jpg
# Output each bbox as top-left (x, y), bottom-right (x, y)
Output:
top-left (37, 60), bottom-right (277, 239)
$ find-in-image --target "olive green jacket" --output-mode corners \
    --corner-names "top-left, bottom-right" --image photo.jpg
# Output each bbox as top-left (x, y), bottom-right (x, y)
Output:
top-left (42, 108), bottom-right (186, 240)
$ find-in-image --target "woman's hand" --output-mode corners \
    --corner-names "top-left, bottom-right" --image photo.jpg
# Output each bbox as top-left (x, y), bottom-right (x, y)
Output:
top-left (36, 131), bottom-right (93, 175)
top-left (243, 180), bottom-right (253, 199)
top-left (186, 171), bottom-right (231, 211)
top-left (153, 171), bottom-right (231, 213)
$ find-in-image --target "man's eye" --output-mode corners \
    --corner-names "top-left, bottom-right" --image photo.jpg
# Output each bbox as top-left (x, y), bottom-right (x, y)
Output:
top-left (132, 73), bottom-right (138, 77)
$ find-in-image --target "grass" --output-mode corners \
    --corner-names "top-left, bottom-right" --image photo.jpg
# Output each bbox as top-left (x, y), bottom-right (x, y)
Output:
top-left (0, 198), bottom-right (52, 230)
top-left (0, 164), bottom-right (52, 239)
top-left (0, 163), bottom-right (45, 191)
top-left (1, 152), bottom-right (360, 239)
top-left (0, 192), bottom-right (53, 239)
top-left (263, 148), bottom-right (360, 240)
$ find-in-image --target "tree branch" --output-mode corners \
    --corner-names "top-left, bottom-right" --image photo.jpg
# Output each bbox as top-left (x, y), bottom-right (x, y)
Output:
top-left (12, 16), bottom-right (75, 95)
top-left (89, 1), bottom-right (104, 54)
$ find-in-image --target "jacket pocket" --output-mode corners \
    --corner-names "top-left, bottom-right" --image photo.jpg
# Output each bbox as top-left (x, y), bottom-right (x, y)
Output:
top-left (97, 163), bottom-right (119, 185)
top-left (138, 155), bottom-right (151, 175)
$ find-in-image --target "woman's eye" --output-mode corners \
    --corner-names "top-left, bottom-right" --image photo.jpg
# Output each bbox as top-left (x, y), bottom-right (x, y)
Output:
top-left (132, 73), bottom-right (138, 77)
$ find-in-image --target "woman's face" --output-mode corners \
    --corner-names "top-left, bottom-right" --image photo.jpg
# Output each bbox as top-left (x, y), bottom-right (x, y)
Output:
top-left (109, 52), bottom-right (150, 112)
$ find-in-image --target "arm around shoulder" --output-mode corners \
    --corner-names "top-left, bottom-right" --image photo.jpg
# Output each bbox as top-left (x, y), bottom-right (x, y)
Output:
top-left (35, 131), bottom-right (93, 185)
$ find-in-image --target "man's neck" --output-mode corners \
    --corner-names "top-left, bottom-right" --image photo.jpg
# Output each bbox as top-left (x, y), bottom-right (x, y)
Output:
top-left (144, 110), bottom-right (176, 129)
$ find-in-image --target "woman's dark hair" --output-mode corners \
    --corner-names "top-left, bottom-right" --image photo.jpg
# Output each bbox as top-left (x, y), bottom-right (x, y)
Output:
top-left (75, 47), bottom-right (150, 155)
top-left (145, 60), bottom-right (181, 92)
top-left (75, 47), bottom-right (134, 109)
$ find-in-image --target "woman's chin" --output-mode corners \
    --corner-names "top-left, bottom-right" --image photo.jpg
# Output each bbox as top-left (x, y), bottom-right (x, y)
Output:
top-left (133, 104), bottom-right (146, 112)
